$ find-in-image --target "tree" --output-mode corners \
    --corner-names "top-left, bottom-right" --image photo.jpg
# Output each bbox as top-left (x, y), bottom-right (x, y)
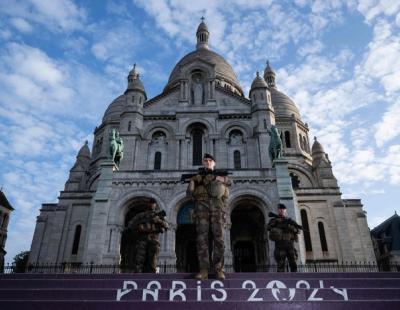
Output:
top-left (12, 251), bottom-right (30, 273)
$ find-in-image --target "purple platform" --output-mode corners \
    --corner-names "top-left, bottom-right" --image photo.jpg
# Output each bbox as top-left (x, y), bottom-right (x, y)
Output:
top-left (1, 272), bottom-right (399, 309)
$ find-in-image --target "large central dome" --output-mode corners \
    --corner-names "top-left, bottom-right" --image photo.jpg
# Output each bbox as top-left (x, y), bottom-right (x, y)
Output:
top-left (163, 20), bottom-right (243, 95)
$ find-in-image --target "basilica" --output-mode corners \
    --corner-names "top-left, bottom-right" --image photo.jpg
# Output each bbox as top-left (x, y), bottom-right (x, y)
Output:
top-left (29, 21), bottom-right (376, 271)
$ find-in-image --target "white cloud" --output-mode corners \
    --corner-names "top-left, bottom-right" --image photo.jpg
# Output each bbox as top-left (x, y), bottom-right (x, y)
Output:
top-left (298, 40), bottom-right (325, 57)
top-left (358, 21), bottom-right (400, 94)
top-left (0, 0), bottom-right (87, 32)
top-left (351, 127), bottom-right (370, 148)
top-left (10, 17), bottom-right (33, 33)
top-left (383, 145), bottom-right (400, 184)
top-left (374, 100), bottom-right (400, 146)
top-left (356, 0), bottom-right (400, 22)
top-left (90, 21), bottom-right (141, 66)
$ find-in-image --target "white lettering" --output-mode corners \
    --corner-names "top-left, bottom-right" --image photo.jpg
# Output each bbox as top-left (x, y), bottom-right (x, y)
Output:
top-left (169, 281), bottom-right (187, 301)
top-left (242, 280), bottom-right (262, 301)
top-left (308, 288), bottom-right (323, 301)
top-left (267, 280), bottom-right (295, 301)
top-left (331, 287), bottom-right (348, 300)
top-left (211, 280), bottom-right (227, 301)
top-left (319, 280), bottom-right (324, 288)
top-left (116, 280), bottom-right (137, 301)
top-left (142, 280), bottom-right (161, 301)
top-left (197, 281), bottom-right (202, 301)
top-left (296, 280), bottom-right (310, 289)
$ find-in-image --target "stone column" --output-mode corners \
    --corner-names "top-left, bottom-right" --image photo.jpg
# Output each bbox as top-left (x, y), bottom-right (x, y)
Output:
top-left (274, 158), bottom-right (305, 263)
top-left (159, 224), bottom-right (177, 266)
top-left (82, 160), bottom-right (115, 264)
top-left (224, 222), bottom-right (233, 267)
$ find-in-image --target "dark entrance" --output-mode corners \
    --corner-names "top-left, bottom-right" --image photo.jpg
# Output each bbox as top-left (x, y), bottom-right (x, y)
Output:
top-left (231, 203), bottom-right (267, 272)
top-left (120, 198), bottom-right (151, 268)
top-left (233, 241), bottom-right (256, 272)
top-left (175, 201), bottom-right (198, 272)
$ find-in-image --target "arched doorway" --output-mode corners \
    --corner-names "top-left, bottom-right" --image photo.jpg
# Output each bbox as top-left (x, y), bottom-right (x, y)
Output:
top-left (231, 204), bottom-right (267, 272)
top-left (175, 201), bottom-right (198, 272)
top-left (120, 197), bottom-right (152, 268)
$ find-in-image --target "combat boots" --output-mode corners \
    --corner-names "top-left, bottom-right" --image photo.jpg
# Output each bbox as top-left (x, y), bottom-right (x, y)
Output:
top-left (195, 269), bottom-right (208, 280)
top-left (215, 269), bottom-right (225, 280)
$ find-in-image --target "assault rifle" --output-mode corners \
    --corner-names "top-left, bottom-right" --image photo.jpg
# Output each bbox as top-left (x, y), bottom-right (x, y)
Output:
top-left (180, 167), bottom-right (232, 182)
top-left (127, 209), bottom-right (168, 232)
top-left (268, 212), bottom-right (305, 231)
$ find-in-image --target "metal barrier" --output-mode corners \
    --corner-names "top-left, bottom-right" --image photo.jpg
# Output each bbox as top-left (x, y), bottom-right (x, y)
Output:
top-left (2, 261), bottom-right (399, 274)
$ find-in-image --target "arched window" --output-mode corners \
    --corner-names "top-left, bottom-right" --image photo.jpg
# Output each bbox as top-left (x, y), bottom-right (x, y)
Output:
top-left (260, 92), bottom-right (264, 100)
top-left (71, 225), bottom-right (82, 255)
top-left (128, 121), bottom-right (131, 132)
top-left (303, 136), bottom-right (308, 152)
top-left (284, 131), bottom-right (291, 148)
top-left (229, 130), bottom-right (243, 145)
top-left (318, 222), bottom-right (328, 252)
top-left (299, 134), bottom-right (304, 150)
top-left (290, 173), bottom-right (300, 189)
top-left (192, 129), bottom-right (203, 165)
top-left (152, 131), bottom-right (167, 144)
top-left (234, 151), bottom-right (241, 169)
top-left (154, 152), bottom-right (162, 170)
top-left (300, 210), bottom-right (312, 252)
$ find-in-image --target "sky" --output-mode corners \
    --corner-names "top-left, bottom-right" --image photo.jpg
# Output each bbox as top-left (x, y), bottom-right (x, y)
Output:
top-left (0, 0), bottom-right (399, 263)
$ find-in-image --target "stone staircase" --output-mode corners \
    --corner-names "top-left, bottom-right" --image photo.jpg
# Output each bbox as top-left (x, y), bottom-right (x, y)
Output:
top-left (1, 272), bottom-right (400, 309)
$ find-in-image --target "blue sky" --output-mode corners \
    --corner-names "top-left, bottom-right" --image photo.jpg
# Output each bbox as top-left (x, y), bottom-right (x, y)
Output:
top-left (0, 0), bottom-right (399, 263)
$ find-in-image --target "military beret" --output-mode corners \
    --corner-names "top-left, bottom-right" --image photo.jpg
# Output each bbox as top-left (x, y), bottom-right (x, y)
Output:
top-left (278, 203), bottom-right (287, 209)
top-left (203, 153), bottom-right (215, 161)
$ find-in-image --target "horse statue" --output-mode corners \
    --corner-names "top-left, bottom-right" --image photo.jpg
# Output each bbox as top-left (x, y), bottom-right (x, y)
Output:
top-left (109, 128), bottom-right (124, 168)
top-left (267, 125), bottom-right (283, 162)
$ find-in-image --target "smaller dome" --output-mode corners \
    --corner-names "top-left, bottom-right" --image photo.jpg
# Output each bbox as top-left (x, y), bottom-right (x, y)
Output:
top-left (196, 17), bottom-right (210, 50)
top-left (197, 20), bottom-right (209, 34)
top-left (129, 63), bottom-right (139, 77)
top-left (102, 95), bottom-right (124, 122)
top-left (77, 140), bottom-right (91, 159)
top-left (270, 88), bottom-right (301, 119)
top-left (312, 137), bottom-right (325, 155)
top-left (125, 64), bottom-right (146, 95)
top-left (250, 71), bottom-right (268, 90)
top-left (264, 60), bottom-right (275, 75)
top-left (126, 78), bottom-right (145, 93)
top-left (264, 60), bottom-right (276, 88)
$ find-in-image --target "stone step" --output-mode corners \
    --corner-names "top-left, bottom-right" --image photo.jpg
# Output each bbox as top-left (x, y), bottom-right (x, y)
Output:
top-left (0, 288), bottom-right (399, 301)
top-left (1, 278), bottom-right (399, 289)
top-left (1, 300), bottom-right (400, 310)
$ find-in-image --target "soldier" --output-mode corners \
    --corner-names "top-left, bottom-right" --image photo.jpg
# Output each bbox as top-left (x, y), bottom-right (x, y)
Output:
top-left (127, 198), bottom-right (169, 273)
top-left (187, 153), bottom-right (231, 280)
top-left (267, 203), bottom-right (300, 272)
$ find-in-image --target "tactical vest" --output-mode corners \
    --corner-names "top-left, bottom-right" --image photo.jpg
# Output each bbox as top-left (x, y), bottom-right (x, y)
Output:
top-left (192, 174), bottom-right (229, 200)
top-left (268, 217), bottom-right (299, 242)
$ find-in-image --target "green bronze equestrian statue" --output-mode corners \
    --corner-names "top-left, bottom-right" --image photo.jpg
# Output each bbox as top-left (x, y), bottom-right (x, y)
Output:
top-left (268, 125), bottom-right (283, 162)
top-left (109, 128), bottom-right (124, 168)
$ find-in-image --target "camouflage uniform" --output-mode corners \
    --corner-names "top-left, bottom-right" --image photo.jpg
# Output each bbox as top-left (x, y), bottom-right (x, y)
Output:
top-left (267, 216), bottom-right (300, 272)
top-left (188, 171), bottom-right (230, 273)
top-left (128, 210), bottom-right (169, 273)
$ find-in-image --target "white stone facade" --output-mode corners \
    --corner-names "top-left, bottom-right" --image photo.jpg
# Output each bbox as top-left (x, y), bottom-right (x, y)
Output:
top-left (0, 190), bottom-right (13, 268)
top-left (29, 22), bottom-right (376, 269)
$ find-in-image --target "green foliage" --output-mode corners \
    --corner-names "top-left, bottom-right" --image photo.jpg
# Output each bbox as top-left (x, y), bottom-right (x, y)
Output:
top-left (12, 251), bottom-right (30, 273)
